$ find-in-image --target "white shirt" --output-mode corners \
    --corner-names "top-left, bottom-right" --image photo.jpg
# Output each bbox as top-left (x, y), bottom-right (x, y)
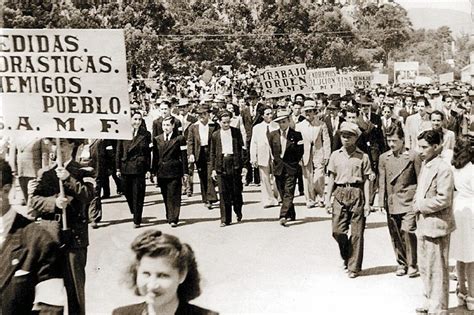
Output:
top-left (220, 129), bottom-right (233, 154)
top-left (0, 208), bottom-right (16, 247)
top-left (280, 128), bottom-right (288, 158)
top-left (198, 121), bottom-right (209, 146)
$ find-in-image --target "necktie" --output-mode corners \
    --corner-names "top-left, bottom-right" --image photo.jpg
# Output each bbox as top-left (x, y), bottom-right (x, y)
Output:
top-left (266, 125), bottom-right (270, 140)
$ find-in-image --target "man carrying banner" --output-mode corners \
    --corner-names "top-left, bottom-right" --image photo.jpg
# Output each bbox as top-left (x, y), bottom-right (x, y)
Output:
top-left (29, 138), bottom-right (95, 315)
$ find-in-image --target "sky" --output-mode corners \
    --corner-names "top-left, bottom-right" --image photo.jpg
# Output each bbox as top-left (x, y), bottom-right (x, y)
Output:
top-left (395, 0), bottom-right (472, 14)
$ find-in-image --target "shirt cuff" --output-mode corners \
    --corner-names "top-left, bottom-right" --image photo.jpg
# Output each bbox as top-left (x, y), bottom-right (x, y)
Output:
top-left (34, 278), bottom-right (67, 306)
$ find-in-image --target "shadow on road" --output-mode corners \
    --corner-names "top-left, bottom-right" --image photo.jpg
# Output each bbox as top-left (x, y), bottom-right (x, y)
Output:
top-left (448, 306), bottom-right (473, 314)
top-left (359, 265), bottom-right (398, 277)
top-left (366, 222), bottom-right (388, 229)
top-left (287, 216), bottom-right (332, 226)
top-left (98, 216), bottom-right (156, 228)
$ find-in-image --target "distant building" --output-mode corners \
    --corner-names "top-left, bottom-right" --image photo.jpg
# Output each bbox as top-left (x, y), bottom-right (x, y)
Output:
top-left (461, 64), bottom-right (474, 85)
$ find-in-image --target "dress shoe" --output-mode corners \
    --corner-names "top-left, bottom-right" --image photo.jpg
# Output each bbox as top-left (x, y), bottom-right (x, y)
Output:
top-left (456, 288), bottom-right (467, 306)
top-left (348, 271), bottom-right (358, 278)
top-left (91, 222), bottom-right (99, 229)
top-left (237, 215), bottom-right (242, 222)
top-left (316, 201), bottom-right (325, 208)
top-left (306, 201), bottom-right (315, 209)
top-left (170, 222), bottom-right (178, 228)
top-left (395, 266), bottom-right (407, 276)
top-left (415, 307), bottom-right (428, 314)
top-left (133, 224), bottom-right (140, 229)
top-left (101, 194), bottom-right (111, 199)
top-left (205, 202), bottom-right (212, 209)
top-left (279, 218), bottom-right (287, 226)
top-left (407, 266), bottom-right (419, 278)
top-left (288, 217), bottom-right (295, 222)
top-left (187, 192), bottom-right (193, 197)
top-left (220, 223), bottom-right (228, 227)
top-left (466, 296), bottom-right (474, 311)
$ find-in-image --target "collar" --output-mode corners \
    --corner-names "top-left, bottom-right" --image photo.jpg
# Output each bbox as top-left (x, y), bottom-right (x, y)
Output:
top-left (341, 146), bottom-right (360, 156)
top-left (64, 158), bottom-right (73, 169)
top-left (423, 156), bottom-right (440, 169)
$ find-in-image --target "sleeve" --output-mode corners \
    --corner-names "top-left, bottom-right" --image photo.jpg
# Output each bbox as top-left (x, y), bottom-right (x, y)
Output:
top-left (419, 164), bottom-right (454, 214)
top-left (28, 172), bottom-right (58, 218)
top-left (321, 124), bottom-right (331, 160)
top-left (250, 125), bottom-right (258, 164)
top-left (145, 133), bottom-right (152, 172)
top-left (362, 153), bottom-right (372, 176)
top-left (295, 132), bottom-right (304, 161)
top-left (327, 152), bottom-right (337, 175)
top-left (378, 155), bottom-right (386, 207)
top-left (238, 117), bottom-right (247, 150)
top-left (116, 140), bottom-right (123, 171)
top-left (209, 132), bottom-right (216, 172)
top-left (152, 137), bottom-right (158, 174)
top-left (8, 140), bottom-right (17, 173)
top-left (62, 172), bottom-right (94, 204)
top-left (180, 136), bottom-right (189, 175)
top-left (186, 125), bottom-right (195, 157)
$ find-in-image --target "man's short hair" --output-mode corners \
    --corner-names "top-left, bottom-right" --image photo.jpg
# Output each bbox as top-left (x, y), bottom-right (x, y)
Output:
top-left (417, 129), bottom-right (442, 145)
top-left (430, 110), bottom-right (445, 121)
top-left (345, 106), bottom-right (359, 116)
top-left (217, 110), bottom-right (232, 120)
top-left (385, 124), bottom-right (404, 140)
top-left (163, 116), bottom-right (176, 125)
top-left (416, 96), bottom-right (431, 107)
top-left (0, 158), bottom-right (13, 188)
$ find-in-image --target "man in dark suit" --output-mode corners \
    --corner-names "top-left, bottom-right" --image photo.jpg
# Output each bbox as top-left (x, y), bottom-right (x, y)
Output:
top-left (187, 104), bottom-right (219, 209)
top-left (153, 116), bottom-right (189, 227)
top-left (380, 105), bottom-right (403, 150)
top-left (210, 110), bottom-right (247, 226)
top-left (87, 138), bottom-right (108, 228)
top-left (29, 138), bottom-right (95, 315)
top-left (176, 98), bottom-right (198, 197)
top-left (268, 109), bottom-right (304, 226)
top-left (152, 100), bottom-right (182, 139)
top-left (1, 158), bottom-right (64, 315)
top-left (324, 100), bottom-right (345, 153)
top-left (398, 94), bottom-right (415, 124)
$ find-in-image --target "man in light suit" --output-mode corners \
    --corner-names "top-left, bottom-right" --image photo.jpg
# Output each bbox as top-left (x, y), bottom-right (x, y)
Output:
top-left (378, 125), bottom-right (421, 277)
top-left (413, 130), bottom-right (455, 315)
top-left (429, 110), bottom-right (455, 152)
top-left (250, 105), bottom-right (280, 208)
top-left (405, 96), bottom-right (432, 151)
top-left (8, 136), bottom-right (50, 203)
top-left (295, 100), bottom-right (330, 208)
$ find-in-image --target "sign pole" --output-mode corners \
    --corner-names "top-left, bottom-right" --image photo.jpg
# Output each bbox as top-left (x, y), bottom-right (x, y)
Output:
top-left (55, 137), bottom-right (68, 230)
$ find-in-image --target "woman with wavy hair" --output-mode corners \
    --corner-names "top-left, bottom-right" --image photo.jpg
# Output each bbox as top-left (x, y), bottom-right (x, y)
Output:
top-left (113, 230), bottom-right (218, 315)
top-left (450, 137), bottom-right (474, 311)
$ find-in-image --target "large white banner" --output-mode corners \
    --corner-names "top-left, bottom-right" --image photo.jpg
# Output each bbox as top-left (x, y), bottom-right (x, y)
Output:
top-left (439, 72), bottom-right (454, 84)
top-left (307, 67), bottom-right (339, 94)
top-left (352, 71), bottom-right (372, 89)
top-left (371, 73), bottom-right (389, 86)
top-left (259, 64), bottom-right (311, 98)
top-left (0, 29), bottom-right (132, 139)
top-left (394, 61), bottom-right (419, 84)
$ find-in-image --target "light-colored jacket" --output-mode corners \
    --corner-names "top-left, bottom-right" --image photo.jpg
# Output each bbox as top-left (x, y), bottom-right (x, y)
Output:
top-left (414, 156), bottom-right (455, 238)
top-left (295, 119), bottom-right (330, 166)
top-left (9, 137), bottom-right (49, 177)
top-left (250, 121), bottom-right (279, 167)
top-left (405, 113), bottom-right (431, 150)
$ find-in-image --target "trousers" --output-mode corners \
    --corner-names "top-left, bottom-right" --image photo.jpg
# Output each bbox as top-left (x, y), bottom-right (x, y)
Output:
top-left (122, 174), bottom-right (146, 225)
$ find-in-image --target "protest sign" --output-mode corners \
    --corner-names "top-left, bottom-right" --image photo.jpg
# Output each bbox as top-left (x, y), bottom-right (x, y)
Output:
top-left (371, 73), bottom-right (389, 86)
top-left (259, 64), bottom-right (311, 98)
top-left (307, 67), bottom-right (339, 94)
top-left (394, 62), bottom-right (419, 84)
top-left (334, 73), bottom-right (355, 94)
top-left (414, 76), bottom-right (432, 85)
top-left (352, 71), bottom-right (372, 89)
top-left (439, 72), bottom-right (454, 84)
top-left (0, 28), bottom-right (132, 140)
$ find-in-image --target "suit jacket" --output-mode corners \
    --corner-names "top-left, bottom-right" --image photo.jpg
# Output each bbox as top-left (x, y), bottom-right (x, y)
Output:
top-left (295, 119), bottom-right (330, 166)
top-left (152, 116), bottom-right (182, 139)
top-left (116, 129), bottom-right (152, 175)
top-left (398, 106), bottom-right (415, 123)
top-left (378, 150), bottom-right (421, 215)
top-left (0, 213), bottom-right (63, 315)
top-left (29, 160), bottom-right (95, 249)
top-left (405, 113), bottom-right (431, 151)
top-left (9, 137), bottom-right (49, 178)
top-left (88, 139), bottom-right (107, 178)
top-left (414, 156), bottom-right (455, 238)
top-left (176, 114), bottom-right (198, 139)
top-left (324, 115), bottom-right (345, 152)
top-left (268, 128), bottom-right (304, 176)
top-left (240, 105), bottom-right (253, 143)
top-left (153, 132), bottom-right (188, 178)
top-left (112, 301), bottom-right (218, 315)
top-left (358, 113), bottom-right (386, 162)
top-left (210, 127), bottom-right (246, 174)
top-left (187, 121), bottom-right (218, 162)
top-left (250, 121), bottom-right (279, 167)
top-left (441, 128), bottom-right (455, 151)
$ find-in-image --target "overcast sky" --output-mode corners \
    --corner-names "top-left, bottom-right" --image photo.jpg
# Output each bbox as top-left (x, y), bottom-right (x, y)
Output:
top-left (395, 0), bottom-right (472, 14)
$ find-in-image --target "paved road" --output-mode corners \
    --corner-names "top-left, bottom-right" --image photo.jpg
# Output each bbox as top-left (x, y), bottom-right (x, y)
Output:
top-left (10, 177), bottom-right (471, 314)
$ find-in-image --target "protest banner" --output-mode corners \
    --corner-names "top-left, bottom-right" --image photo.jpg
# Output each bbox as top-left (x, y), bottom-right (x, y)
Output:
top-left (371, 73), bottom-right (389, 86)
top-left (334, 73), bottom-right (355, 94)
top-left (414, 76), bottom-right (432, 85)
top-left (307, 67), bottom-right (339, 94)
top-left (394, 61), bottom-right (419, 84)
top-left (439, 72), bottom-right (454, 84)
top-left (0, 28), bottom-right (132, 140)
top-left (352, 71), bottom-right (372, 89)
top-left (259, 64), bottom-right (311, 98)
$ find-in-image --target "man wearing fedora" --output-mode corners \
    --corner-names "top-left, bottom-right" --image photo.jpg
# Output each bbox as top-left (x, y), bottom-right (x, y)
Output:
top-left (295, 100), bottom-right (330, 208)
top-left (250, 105), bottom-right (280, 208)
top-left (268, 109), bottom-right (304, 226)
top-left (187, 104), bottom-right (219, 209)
